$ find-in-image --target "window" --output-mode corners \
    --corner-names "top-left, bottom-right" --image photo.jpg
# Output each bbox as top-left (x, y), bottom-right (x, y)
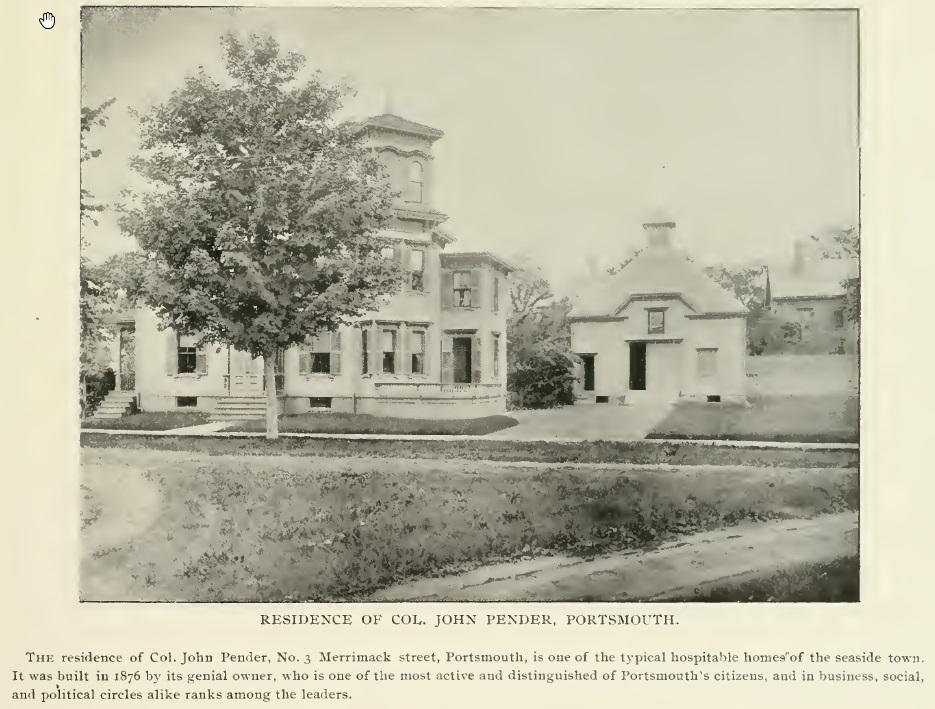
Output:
top-left (303, 334), bottom-right (331, 374)
top-left (492, 334), bottom-right (501, 377)
top-left (797, 307), bottom-right (815, 326)
top-left (697, 348), bottom-right (718, 377)
top-left (411, 330), bottom-right (425, 374)
top-left (176, 396), bottom-right (197, 408)
top-left (178, 346), bottom-right (197, 374)
top-left (380, 245), bottom-right (395, 260)
top-left (309, 397), bottom-right (332, 409)
top-left (834, 309), bottom-right (845, 329)
top-left (453, 271), bottom-right (472, 307)
top-left (361, 328), bottom-right (369, 374)
top-left (647, 309), bottom-right (665, 334)
top-left (493, 277), bottom-right (500, 312)
top-left (409, 249), bottom-right (424, 291)
top-left (382, 329), bottom-right (397, 373)
top-left (406, 161), bottom-right (423, 203)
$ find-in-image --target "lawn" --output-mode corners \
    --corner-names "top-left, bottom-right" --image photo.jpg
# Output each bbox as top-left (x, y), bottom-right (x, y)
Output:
top-left (80, 447), bottom-right (858, 602)
top-left (229, 412), bottom-right (518, 436)
top-left (81, 411), bottom-right (213, 431)
top-left (80, 433), bottom-right (859, 468)
top-left (648, 394), bottom-right (858, 443)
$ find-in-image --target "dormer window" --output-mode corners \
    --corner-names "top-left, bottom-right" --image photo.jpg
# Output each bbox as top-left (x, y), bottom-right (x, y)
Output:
top-left (405, 161), bottom-right (423, 203)
top-left (647, 308), bottom-right (665, 334)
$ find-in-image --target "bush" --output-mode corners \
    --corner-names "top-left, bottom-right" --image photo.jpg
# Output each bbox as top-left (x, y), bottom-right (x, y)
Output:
top-left (508, 351), bottom-right (576, 409)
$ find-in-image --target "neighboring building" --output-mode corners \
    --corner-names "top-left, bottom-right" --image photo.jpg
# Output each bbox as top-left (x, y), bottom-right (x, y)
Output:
top-left (568, 218), bottom-right (748, 404)
top-left (96, 113), bottom-right (515, 421)
top-left (766, 240), bottom-right (858, 355)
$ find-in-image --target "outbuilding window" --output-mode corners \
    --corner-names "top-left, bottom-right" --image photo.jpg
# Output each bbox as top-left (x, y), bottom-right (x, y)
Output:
top-left (697, 348), bottom-right (718, 377)
top-left (647, 309), bottom-right (665, 334)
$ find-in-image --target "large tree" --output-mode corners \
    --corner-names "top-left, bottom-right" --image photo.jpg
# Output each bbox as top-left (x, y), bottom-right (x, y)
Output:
top-left (80, 97), bottom-right (117, 416)
top-left (118, 33), bottom-right (403, 437)
top-left (507, 267), bottom-right (577, 409)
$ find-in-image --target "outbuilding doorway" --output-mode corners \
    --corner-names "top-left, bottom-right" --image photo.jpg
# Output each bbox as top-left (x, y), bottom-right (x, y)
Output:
top-left (629, 342), bottom-right (646, 391)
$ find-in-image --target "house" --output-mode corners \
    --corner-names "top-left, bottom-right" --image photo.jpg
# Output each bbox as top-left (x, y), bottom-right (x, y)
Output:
top-left (766, 240), bottom-right (857, 355)
top-left (568, 218), bottom-right (748, 404)
top-left (94, 112), bottom-right (515, 421)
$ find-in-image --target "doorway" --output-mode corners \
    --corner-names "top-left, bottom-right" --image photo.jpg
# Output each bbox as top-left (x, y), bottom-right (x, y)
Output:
top-left (629, 342), bottom-right (646, 391)
top-left (452, 337), bottom-right (472, 384)
top-left (117, 324), bottom-right (136, 391)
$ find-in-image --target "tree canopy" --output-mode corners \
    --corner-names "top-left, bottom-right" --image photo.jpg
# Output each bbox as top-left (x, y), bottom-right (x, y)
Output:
top-left (117, 33), bottom-right (406, 435)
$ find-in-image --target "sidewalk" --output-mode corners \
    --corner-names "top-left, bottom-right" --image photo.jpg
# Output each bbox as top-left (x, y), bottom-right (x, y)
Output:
top-left (369, 512), bottom-right (858, 602)
top-left (79, 425), bottom-right (858, 450)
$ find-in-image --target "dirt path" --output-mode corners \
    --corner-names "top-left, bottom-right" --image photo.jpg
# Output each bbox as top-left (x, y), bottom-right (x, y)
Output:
top-left (369, 512), bottom-right (858, 602)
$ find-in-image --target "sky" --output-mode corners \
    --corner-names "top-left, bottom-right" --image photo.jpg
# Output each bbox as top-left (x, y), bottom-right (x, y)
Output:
top-left (81, 7), bottom-right (858, 293)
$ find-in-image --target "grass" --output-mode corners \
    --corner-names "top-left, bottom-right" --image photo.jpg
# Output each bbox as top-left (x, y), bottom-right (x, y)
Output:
top-left (665, 555), bottom-right (859, 602)
top-left (80, 433), bottom-right (859, 469)
top-left (229, 413), bottom-right (518, 436)
top-left (81, 411), bottom-right (213, 431)
top-left (80, 447), bottom-right (858, 602)
top-left (648, 394), bottom-right (858, 443)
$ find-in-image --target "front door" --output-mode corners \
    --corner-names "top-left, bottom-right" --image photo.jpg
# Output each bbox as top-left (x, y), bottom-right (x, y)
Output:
top-left (229, 350), bottom-right (263, 395)
top-left (452, 337), bottom-right (472, 384)
top-left (629, 342), bottom-right (646, 391)
top-left (118, 325), bottom-right (136, 391)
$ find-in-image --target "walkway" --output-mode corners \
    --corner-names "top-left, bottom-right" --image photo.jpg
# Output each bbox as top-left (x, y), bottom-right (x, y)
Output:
top-left (484, 401), bottom-right (674, 441)
top-left (369, 512), bottom-right (858, 602)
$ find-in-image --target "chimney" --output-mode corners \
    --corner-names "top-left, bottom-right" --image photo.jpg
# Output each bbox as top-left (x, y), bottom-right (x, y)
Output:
top-left (643, 220), bottom-right (676, 249)
top-left (586, 254), bottom-right (599, 277)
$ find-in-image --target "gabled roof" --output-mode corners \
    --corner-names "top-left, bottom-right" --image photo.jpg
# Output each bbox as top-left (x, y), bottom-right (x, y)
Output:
top-left (569, 245), bottom-right (747, 318)
top-left (360, 113), bottom-right (444, 142)
top-left (770, 258), bottom-right (857, 300)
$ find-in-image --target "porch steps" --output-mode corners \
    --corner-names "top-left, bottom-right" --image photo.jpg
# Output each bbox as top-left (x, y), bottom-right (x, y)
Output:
top-left (91, 391), bottom-right (137, 420)
top-left (211, 397), bottom-right (267, 422)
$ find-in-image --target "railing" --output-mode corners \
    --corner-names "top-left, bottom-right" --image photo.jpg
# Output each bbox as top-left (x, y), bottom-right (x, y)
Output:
top-left (119, 372), bottom-right (135, 391)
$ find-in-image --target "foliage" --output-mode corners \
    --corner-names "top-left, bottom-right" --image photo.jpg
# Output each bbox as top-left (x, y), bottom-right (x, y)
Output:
top-left (811, 226), bottom-right (860, 321)
top-left (606, 247), bottom-right (644, 275)
top-left (80, 98), bottom-right (118, 415)
top-left (116, 33), bottom-right (404, 437)
top-left (507, 268), bottom-right (577, 408)
top-left (80, 448), bottom-right (857, 601)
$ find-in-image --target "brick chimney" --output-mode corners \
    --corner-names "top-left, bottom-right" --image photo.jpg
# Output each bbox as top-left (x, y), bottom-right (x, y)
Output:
top-left (643, 218), bottom-right (676, 249)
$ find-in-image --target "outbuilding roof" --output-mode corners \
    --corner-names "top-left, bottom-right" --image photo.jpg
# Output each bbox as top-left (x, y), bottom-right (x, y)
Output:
top-left (359, 113), bottom-right (444, 142)
top-left (569, 242), bottom-right (747, 319)
top-left (769, 258), bottom-right (857, 300)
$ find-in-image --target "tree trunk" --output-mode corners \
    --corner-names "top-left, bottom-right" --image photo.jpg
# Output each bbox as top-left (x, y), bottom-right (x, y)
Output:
top-left (264, 358), bottom-right (279, 440)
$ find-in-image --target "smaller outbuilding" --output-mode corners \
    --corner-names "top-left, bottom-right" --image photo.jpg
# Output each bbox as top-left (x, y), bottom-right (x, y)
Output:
top-left (568, 218), bottom-right (748, 404)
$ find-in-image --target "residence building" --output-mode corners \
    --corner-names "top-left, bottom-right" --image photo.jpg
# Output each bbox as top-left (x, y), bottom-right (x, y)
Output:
top-left (568, 218), bottom-right (748, 404)
top-left (767, 240), bottom-right (857, 355)
top-left (95, 112), bottom-right (514, 421)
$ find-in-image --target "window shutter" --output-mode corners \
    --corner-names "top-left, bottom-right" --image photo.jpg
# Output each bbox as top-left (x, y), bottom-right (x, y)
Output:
top-left (400, 325), bottom-right (411, 374)
top-left (472, 333), bottom-right (483, 383)
top-left (393, 242), bottom-right (403, 267)
top-left (165, 329), bottom-right (178, 375)
top-left (299, 350), bottom-right (310, 375)
top-left (470, 270), bottom-right (482, 308)
top-left (423, 328), bottom-right (431, 376)
top-left (367, 326), bottom-right (380, 375)
top-left (196, 348), bottom-right (208, 375)
top-left (441, 334), bottom-right (454, 384)
top-left (441, 271), bottom-right (454, 308)
top-left (330, 331), bottom-right (342, 375)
